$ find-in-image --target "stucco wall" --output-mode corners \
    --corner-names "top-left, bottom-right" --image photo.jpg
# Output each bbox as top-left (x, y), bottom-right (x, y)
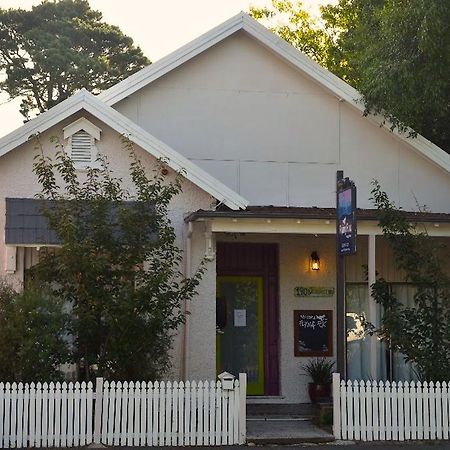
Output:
top-left (115, 30), bottom-right (450, 212)
top-left (0, 111), bottom-right (215, 380)
top-left (185, 222), bottom-right (217, 381)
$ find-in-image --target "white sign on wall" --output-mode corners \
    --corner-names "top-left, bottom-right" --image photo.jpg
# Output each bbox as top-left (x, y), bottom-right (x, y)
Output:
top-left (234, 309), bottom-right (247, 327)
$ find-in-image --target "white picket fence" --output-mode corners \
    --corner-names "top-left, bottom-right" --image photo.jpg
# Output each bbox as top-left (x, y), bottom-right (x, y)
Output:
top-left (96, 377), bottom-right (246, 447)
top-left (0, 381), bottom-right (94, 448)
top-left (333, 373), bottom-right (450, 441)
top-left (0, 374), bottom-right (247, 448)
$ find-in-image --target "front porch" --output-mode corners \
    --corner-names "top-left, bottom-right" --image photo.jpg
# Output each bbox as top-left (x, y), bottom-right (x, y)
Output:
top-left (186, 206), bottom-right (450, 404)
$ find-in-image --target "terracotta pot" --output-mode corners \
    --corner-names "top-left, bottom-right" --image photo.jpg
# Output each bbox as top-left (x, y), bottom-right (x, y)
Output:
top-left (308, 382), bottom-right (331, 403)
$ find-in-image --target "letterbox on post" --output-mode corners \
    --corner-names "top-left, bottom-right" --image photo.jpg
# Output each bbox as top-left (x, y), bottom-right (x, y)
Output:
top-left (218, 371), bottom-right (235, 390)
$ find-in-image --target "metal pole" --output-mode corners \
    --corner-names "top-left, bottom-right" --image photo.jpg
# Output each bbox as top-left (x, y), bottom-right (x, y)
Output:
top-left (336, 170), bottom-right (347, 379)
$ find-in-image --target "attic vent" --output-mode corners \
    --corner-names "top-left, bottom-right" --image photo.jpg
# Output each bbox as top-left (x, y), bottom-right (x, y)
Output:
top-left (70, 130), bottom-right (93, 163)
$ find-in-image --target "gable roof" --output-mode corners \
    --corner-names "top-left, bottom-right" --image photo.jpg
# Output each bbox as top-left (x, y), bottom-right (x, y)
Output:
top-left (99, 12), bottom-right (450, 174)
top-left (0, 89), bottom-right (248, 210)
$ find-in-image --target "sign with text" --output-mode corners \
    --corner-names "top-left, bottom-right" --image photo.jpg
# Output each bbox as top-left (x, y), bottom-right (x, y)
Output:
top-left (294, 310), bottom-right (333, 357)
top-left (337, 179), bottom-right (357, 255)
top-left (294, 286), bottom-right (335, 297)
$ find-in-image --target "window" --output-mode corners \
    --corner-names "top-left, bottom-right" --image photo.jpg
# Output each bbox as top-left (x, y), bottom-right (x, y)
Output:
top-left (63, 117), bottom-right (102, 169)
top-left (346, 282), bottom-right (418, 381)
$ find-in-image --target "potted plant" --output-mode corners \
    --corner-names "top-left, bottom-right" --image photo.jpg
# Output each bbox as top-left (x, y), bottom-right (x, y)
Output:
top-left (301, 358), bottom-right (335, 403)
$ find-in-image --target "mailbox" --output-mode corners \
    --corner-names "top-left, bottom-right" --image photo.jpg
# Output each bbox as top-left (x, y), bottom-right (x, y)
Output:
top-left (218, 371), bottom-right (235, 390)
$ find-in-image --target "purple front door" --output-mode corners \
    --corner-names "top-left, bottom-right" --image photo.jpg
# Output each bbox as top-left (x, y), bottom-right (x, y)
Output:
top-left (216, 242), bottom-right (280, 396)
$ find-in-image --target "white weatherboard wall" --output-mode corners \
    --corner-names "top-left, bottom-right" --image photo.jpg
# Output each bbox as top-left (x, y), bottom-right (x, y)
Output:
top-left (0, 111), bottom-right (215, 381)
top-left (114, 31), bottom-right (450, 212)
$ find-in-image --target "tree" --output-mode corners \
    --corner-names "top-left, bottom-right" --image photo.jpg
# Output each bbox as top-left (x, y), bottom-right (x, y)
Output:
top-left (32, 137), bottom-right (204, 380)
top-left (0, 281), bottom-right (70, 382)
top-left (331, 0), bottom-right (450, 153)
top-left (249, 1), bottom-right (346, 79)
top-left (0, 0), bottom-right (149, 119)
top-left (250, 0), bottom-right (450, 154)
top-left (369, 181), bottom-right (450, 381)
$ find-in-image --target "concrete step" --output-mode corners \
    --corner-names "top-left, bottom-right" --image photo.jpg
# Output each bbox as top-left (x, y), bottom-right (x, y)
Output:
top-left (247, 415), bottom-right (313, 421)
top-left (247, 402), bottom-right (318, 417)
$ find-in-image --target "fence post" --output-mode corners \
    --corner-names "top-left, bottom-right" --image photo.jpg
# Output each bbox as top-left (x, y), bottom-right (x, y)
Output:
top-left (333, 373), bottom-right (341, 439)
top-left (238, 373), bottom-right (247, 445)
top-left (93, 377), bottom-right (104, 444)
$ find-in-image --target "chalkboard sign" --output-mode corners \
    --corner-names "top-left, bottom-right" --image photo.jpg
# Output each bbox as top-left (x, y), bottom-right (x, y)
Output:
top-left (294, 310), bottom-right (333, 357)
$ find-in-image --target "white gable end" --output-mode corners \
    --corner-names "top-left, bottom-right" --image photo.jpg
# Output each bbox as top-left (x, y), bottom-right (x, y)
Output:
top-left (112, 29), bottom-right (450, 212)
top-left (0, 90), bottom-right (247, 210)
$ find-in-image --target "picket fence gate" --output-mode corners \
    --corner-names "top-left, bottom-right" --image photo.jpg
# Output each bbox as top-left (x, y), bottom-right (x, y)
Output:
top-left (333, 373), bottom-right (450, 441)
top-left (0, 374), bottom-right (246, 448)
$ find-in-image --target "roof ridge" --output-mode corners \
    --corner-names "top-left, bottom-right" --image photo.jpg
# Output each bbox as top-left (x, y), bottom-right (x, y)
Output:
top-left (97, 12), bottom-right (450, 174)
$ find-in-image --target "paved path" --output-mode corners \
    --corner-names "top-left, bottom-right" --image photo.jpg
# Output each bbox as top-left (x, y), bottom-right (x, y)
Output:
top-left (247, 416), bottom-right (333, 444)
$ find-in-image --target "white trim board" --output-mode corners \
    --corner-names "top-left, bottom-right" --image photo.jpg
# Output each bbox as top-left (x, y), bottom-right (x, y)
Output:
top-left (99, 12), bottom-right (450, 174)
top-left (0, 89), bottom-right (248, 210)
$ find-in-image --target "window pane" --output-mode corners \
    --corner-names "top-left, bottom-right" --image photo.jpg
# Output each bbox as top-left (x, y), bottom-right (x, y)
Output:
top-left (346, 284), bottom-right (371, 379)
top-left (390, 284), bottom-right (419, 381)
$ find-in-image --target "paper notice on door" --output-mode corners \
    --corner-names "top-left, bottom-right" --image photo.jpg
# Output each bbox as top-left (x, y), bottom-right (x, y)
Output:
top-left (234, 309), bottom-right (247, 327)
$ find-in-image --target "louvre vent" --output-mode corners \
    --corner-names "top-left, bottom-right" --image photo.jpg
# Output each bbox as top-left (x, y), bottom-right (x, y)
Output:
top-left (70, 130), bottom-right (93, 163)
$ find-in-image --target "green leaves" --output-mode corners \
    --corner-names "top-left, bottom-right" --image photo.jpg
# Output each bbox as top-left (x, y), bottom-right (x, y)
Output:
top-left (369, 181), bottom-right (450, 381)
top-left (249, 1), bottom-right (343, 76)
top-left (0, 281), bottom-right (70, 382)
top-left (333, 0), bottom-right (450, 153)
top-left (250, 0), bottom-right (450, 153)
top-left (0, 0), bottom-right (149, 119)
top-left (30, 137), bottom-right (203, 381)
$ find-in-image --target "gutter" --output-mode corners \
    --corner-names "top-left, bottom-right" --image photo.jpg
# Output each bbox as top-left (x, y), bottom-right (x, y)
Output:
top-left (185, 208), bottom-right (450, 224)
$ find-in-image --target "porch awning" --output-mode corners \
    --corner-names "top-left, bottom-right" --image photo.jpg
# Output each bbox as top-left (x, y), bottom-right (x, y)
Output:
top-left (185, 206), bottom-right (450, 223)
top-left (185, 206), bottom-right (450, 237)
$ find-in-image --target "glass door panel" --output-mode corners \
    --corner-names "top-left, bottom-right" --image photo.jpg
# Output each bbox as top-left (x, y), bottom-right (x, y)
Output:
top-left (216, 276), bottom-right (264, 395)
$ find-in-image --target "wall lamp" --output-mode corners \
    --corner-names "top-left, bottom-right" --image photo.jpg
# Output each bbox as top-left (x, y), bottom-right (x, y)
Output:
top-left (310, 251), bottom-right (320, 271)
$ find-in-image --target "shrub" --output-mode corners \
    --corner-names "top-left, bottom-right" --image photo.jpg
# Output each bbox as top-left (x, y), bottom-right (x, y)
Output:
top-left (0, 281), bottom-right (70, 382)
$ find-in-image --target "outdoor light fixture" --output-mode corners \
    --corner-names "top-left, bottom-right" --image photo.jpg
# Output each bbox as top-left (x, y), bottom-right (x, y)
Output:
top-left (310, 251), bottom-right (320, 271)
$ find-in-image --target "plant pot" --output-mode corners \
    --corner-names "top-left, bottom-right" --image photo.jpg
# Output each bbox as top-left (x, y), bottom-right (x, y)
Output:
top-left (308, 382), bottom-right (331, 403)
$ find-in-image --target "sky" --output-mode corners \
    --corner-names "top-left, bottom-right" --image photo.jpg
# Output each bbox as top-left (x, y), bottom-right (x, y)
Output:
top-left (0, 0), bottom-right (334, 137)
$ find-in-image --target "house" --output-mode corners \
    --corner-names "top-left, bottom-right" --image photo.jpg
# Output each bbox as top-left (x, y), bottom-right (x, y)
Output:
top-left (0, 13), bottom-right (449, 404)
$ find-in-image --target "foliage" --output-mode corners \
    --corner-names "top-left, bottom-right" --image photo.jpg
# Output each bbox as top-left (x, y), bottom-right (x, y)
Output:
top-left (369, 181), bottom-right (450, 381)
top-left (249, 1), bottom-right (346, 79)
top-left (31, 137), bottom-right (204, 381)
top-left (301, 358), bottom-right (335, 384)
top-left (0, 280), bottom-right (69, 382)
top-left (0, 0), bottom-right (149, 119)
top-left (250, 0), bottom-right (450, 154)
top-left (333, 0), bottom-right (450, 153)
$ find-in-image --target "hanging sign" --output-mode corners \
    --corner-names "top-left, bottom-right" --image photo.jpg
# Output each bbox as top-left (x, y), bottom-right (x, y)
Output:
top-left (337, 178), bottom-right (357, 255)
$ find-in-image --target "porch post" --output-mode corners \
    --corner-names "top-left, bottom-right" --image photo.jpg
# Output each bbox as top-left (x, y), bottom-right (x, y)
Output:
top-left (368, 234), bottom-right (377, 379)
top-left (336, 171), bottom-right (347, 379)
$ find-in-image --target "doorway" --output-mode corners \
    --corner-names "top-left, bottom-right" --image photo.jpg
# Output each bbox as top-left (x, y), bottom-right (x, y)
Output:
top-left (216, 242), bottom-right (280, 396)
